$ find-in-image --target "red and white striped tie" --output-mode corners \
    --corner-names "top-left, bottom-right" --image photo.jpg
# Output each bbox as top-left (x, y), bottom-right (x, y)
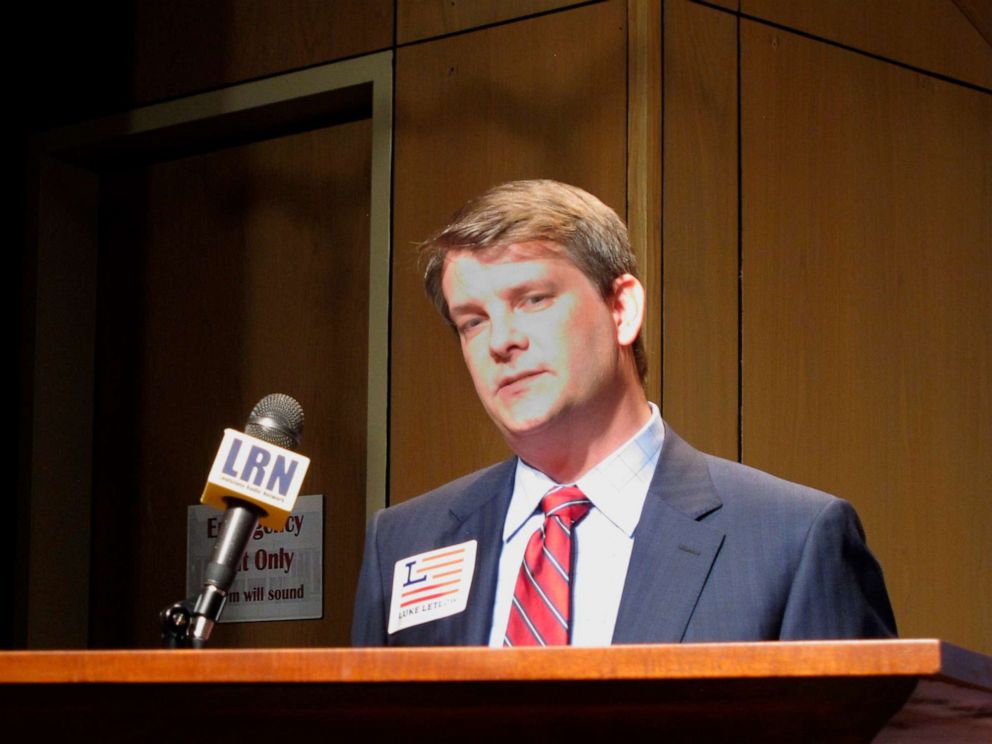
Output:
top-left (504, 486), bottom-right (592, 646)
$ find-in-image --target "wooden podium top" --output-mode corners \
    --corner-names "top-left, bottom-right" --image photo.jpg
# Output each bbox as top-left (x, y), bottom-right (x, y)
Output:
top-left (0, 638), bottom-right (987, 686)
top-left (1, 639), bottom-right (988, 742)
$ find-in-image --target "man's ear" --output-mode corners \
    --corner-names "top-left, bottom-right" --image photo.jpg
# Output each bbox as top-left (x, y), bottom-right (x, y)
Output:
top-left (610, 274), bottom-right (645, 347)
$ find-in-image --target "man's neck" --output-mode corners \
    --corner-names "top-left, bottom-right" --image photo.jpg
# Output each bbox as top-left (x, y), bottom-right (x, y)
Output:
top-left (507, 387), bottom-right (652, 484)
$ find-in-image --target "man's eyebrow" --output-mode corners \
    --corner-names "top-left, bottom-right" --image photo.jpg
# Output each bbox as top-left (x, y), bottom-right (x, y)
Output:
top-left (448, 300), bottom-right (484, 317)
top-left (502, 278), bottom-right (555, 297)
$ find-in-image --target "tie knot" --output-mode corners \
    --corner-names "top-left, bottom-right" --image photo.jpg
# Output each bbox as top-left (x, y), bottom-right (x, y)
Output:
top-left (540, 486), bottom-right (592, 526)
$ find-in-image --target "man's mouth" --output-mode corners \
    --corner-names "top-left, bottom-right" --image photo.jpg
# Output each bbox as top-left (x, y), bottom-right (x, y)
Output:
top-left (495, 370), bottom-right (544, 394)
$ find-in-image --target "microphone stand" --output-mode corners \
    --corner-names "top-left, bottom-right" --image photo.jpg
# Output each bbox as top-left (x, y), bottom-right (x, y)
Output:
top-left (160, 597), bottom-right (202, 649)
top-left (160, 500), bottom-right (262, 648)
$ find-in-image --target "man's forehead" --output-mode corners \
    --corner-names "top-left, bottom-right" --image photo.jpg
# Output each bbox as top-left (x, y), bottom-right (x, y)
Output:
top-left (444, 240), bottom-right (570, 272)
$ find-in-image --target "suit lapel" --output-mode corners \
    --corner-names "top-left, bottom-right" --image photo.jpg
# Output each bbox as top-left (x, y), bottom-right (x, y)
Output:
top-left (612, 426), bottom-right (725, 644)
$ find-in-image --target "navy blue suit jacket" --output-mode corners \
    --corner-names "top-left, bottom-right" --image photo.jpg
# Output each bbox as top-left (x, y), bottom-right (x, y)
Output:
top-left (351, 425), bottom-right (896, 646)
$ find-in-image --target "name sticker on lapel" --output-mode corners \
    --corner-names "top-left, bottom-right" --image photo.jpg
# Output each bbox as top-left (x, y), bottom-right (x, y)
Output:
top-left (387, 540), bottom-right (478, 634)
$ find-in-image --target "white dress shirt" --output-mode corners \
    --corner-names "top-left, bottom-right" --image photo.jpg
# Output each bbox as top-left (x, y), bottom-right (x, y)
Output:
top-left (488, 404), bottom-right (665, 646)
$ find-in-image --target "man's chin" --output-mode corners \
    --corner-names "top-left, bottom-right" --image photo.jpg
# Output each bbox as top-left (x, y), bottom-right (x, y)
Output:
top-left (489, 407), bottom-right (559, 442)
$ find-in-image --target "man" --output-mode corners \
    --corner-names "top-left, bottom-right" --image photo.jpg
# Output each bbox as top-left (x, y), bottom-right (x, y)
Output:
top-left (352, 179), bottom-right (895, 646)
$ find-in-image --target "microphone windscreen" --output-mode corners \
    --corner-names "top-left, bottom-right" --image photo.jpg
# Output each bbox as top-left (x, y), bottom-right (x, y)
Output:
top-left (245, 393), bottom-right (304, 450)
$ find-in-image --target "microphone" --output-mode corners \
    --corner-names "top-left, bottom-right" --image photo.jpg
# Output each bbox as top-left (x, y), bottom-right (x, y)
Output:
top-left (189, 394), bottom-right (310, 643)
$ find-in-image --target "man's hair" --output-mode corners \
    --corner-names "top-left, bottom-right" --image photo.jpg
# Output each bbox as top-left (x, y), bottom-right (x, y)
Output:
top-left (420, 179), bottom-right (647, 383)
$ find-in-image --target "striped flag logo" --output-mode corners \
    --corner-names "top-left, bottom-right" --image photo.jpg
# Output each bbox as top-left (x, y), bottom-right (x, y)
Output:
top-left (388, 540), bottom-right (478, 634)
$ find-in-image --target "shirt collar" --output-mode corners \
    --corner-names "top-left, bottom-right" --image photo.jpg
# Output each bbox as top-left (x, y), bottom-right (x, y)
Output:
top-left (505, 403), bottom-right (665, 540)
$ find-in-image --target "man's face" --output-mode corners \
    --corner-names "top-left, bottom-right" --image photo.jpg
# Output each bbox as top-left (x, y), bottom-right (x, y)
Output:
top-left (441, 242), bottom-right (626, 443)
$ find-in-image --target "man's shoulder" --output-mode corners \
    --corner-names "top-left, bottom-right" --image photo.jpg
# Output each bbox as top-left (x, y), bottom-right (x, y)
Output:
top-left (695, 451), bottom-right (860, 542)
top-left (703, 453), bottom-right (836, 508)
top-left (379, 458), bottom-right (516, 521)
top-left (660, 424), bottom-right (842, 518)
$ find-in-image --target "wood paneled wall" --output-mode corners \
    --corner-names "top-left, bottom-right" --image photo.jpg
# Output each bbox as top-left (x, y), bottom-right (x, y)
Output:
top-left (743, 0), bottom-right (992, 88)
top-left (131, 1), bottom-right (393, 104)
top-left (662, 0), bottom-right (739, 461)
top-left (397, 0), bottom-right (584, 43)
top-left (662, 0), bottom-right (991, 654)
top-left (740, 18), bottom-right (991, 654)
top-left (18, 0), bottom-right (991, 654)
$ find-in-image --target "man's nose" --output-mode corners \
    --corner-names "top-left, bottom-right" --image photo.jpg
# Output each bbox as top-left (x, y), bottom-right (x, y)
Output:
top-left (489, 312), bottom-right (527, 360)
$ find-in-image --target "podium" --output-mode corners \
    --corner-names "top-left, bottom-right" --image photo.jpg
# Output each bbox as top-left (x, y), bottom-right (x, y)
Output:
top-left (1, 640), bottom-right (989, 741)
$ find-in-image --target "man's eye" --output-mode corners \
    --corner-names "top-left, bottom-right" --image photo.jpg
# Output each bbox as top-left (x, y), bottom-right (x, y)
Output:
top-left (458, 317), bottom-right (484, 334)
top-left (522, 294), bottom-right (551, 309)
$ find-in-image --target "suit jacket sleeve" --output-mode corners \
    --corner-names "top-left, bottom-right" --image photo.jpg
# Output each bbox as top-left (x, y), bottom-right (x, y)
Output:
top-left (779, 498), bottom-right (897, 639)
top-left (352, 509), bottom-right (388, 646)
